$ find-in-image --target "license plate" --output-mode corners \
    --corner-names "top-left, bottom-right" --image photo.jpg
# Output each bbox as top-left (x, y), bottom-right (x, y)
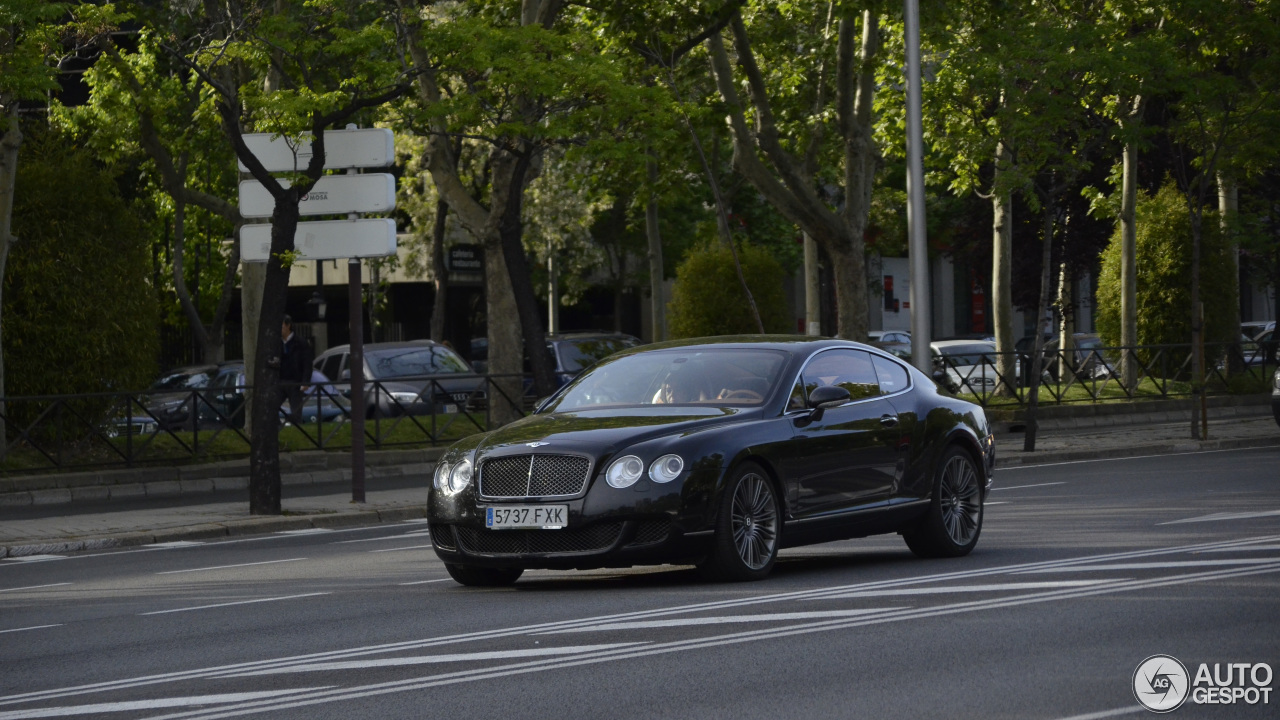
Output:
top-left (485, 505), bottom-right (568, 529)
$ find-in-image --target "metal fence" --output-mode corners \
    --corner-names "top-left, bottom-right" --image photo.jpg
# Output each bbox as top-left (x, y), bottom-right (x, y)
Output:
top-left (0, 373), bottom-right (537, 474)
top-left (932, 340), bottom-right (1278, 408)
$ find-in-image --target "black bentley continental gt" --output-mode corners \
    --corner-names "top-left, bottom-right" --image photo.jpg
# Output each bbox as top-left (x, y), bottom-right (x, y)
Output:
top-left (427, 336), bottom-right (996, 586)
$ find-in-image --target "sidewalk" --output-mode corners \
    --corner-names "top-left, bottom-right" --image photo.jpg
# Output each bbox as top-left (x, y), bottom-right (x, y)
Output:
top-left (1, 410), bottom-right (1276, 558)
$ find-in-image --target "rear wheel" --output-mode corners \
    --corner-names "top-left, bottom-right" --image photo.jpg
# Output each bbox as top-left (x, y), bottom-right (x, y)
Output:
top-left (443, 563), bottom-right (523, 587)
top-left (699, 462), bottom-right (780, 582)
top-left (903, 445), bottom-right (984, 558)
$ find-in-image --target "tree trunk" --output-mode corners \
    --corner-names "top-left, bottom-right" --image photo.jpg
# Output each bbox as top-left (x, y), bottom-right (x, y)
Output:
top-left (804, 233), bottom-right (821, 335)
top-left (1189, 209), bottom-right (1205, 441)
top-left (1119, 110), bottom-right (1141, 392)
top-left (1218, 172), bottom-right (1241, 373)
top-left (1058, 262), bottom-right (1075, 385)
top-left (645, 156), bottom-right (665, 342)
top-left (247, 190), bottom-right (300, 515)
top-left (430, 197), bottom-right (448, 343)
top-left (492, 149), bottom-right (557, 398)
top-left (991, 142), bottom-right (1016, 396)
top-left (0, 104), bottom-right (21, 447)
top-left (1023, 205), bottom-right (1057, 452)
top-left (240, 251), bottom-right (266, 437)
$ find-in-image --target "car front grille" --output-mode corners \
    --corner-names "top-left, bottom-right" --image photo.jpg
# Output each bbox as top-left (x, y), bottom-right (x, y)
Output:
top-left (428, 523), bottom-right (456, 551)
top-left (455, 523), bottom-right (623, 556)
top-left (479, 454), bottom-right (590, 498)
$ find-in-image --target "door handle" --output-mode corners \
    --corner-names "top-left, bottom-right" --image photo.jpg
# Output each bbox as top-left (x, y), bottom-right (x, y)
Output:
top-left (880, 414), bottom-right (899, 427)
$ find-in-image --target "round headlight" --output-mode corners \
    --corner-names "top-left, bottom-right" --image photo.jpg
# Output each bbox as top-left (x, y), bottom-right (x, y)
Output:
top-left (606, 455), bottom-right (644, 489)
top-left (648, 454), bottom-right (684, 483)
top-left (447, 457), bottom-right (473, 494)
top-left (433, 461), bottom-right (452, 490)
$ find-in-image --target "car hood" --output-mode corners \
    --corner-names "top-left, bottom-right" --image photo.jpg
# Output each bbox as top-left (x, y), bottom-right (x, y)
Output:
top-left (475, 406), bottom-right (753, 459)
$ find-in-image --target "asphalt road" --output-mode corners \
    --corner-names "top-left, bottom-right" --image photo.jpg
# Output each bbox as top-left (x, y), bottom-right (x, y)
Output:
top-left (2, 446), bottom-right (1278, 720)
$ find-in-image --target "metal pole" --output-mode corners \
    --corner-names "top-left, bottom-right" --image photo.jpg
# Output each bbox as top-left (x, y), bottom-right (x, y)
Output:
top-left (349, 257), bottom-right (366, 503)
top-left (905, 0), bottom-right (932, 374)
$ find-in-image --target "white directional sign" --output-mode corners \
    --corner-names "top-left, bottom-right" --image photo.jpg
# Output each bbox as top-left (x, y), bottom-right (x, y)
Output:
top-left (240, 219), bottom-right (397, 262)
top-left (238, 174), bottom-right (396, 218)
top-left (237, 128), bottom-right (395, 173)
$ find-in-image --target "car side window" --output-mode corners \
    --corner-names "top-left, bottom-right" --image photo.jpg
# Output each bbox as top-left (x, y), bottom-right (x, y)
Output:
top-left (321, 354), bottom-right (343, 382)
top-left (871, 355), bottom-right (910, 395)
top-left (786, 379), bottom-right (807, 411)
top-left (802, 349), bottom-right (880, 401)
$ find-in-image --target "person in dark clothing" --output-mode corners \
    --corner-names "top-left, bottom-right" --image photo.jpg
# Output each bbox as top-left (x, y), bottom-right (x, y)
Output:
top-left (279, 314), bottom-right (313, 425)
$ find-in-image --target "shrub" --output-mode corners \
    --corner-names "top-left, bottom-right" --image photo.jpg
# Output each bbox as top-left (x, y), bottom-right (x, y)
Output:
top-left (6, 129), bottom-right (159, 405)
top-left (668, 241), bottom-right (790, 338)
top-left (1095, 181), bottom-right (1235, 376)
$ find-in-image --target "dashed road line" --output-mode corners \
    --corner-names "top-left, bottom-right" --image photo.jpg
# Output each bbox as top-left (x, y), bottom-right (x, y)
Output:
top-left (156, 558), bottom-right (307, 575)
top-left (0, 625), bottom-right (62, 635)
top-left (139, 593), bottom-right (331, 616)
top-left (0, 583), bottom-right (71, 594)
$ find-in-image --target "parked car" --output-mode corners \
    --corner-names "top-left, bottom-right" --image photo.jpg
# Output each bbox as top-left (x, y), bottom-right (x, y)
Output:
top-left (315, 340), bottom-right (482, 418)
top-left (427, 337), bottom-right (994, 586)
top-left (868, 330), bottom-right (911, 359)
top-left (1015, 333), bottom-right (1114, 380)
top-left (546, 332), bottom-right (642, 384)
top-left (931, 340), bottom-right (1005, 393)
top-left (1242, 320), bottom-right (1275, 340)
top-left (198, 363), bottom-right (348, 428)
top-left (118, 364), bottom-right (219, 433)
top-left (1250, 326), bottom-right (1277, 367)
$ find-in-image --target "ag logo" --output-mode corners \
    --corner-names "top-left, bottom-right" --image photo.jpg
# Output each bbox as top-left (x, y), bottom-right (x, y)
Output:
top-left (1134, 655), bottom-right (1190, 713)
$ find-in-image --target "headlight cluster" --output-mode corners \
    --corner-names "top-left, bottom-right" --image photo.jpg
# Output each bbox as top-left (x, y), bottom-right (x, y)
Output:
top-left (606, 453), bottom-right (684, 489)
top-left (433, 455), bottom-right (473, 495)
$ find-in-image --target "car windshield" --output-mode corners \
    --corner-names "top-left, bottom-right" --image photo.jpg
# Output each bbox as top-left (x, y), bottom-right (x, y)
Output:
top-left (546, 349), bottom-right (787, 411)
top-left (368, 346), bottom-right (471, 378)
top-left (148, 369), bottom-right (212, 391)
top-left (556, 337), bottom-right (639, 372)
top-left (936, 344), bottom-right (995, 366)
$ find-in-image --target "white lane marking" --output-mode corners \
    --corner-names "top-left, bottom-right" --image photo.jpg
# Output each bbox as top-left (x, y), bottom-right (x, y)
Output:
top-left (275, 529), bottom-right (333, 536)
top-left (993, 482), bottom-right (1066, 491)
top-left (399, 579), bottom-right (451, 585)
top-left (538, 609), bottom-right (903, 634)
top-left (1000, 445), bottom-right (1279, 470)
top-left (332, 533), bottom-right (431, 545)
top-left (368, 545), bottom-right (433, 554)
top-left (221, 644), bottom-right (648, 677)
top-left (9, 535), bottom-right (1279, 708)
top-left (0, 625), bottom-right (62, 635)
top-left (145, 542), bottom-right (205, 549)
top-left (401, 519), bottom-right (431, 524)
top-left (817, 580), bottom-right (1118, 598)
top-left (139, 593), bottom-right (330, 616)
top-left (985, 502), bottom-right (1010, 505)
top-left (1, 556), bottom-right (65, 563)
top-left (0, 689), bottom-right (332, 720)
top-left (1199, 544), bottom-right (1280, 552)
top-left (1052, 706), bottom-right (1145, 720)
top-left (132, 563), bottom-right (1280, 720)
top-left (1159, 509), bottom-right (1280, 525)
top-left (1018, 559), bottom-right (1278, 573)
top-left (0, 583), bottom-right (71, 594)
top-left (156, 558), bottom-right (307, 575)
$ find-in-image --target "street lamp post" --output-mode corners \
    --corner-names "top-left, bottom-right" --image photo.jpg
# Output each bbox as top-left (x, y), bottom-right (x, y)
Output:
top-left (905, 0), bottom-right (931, 374)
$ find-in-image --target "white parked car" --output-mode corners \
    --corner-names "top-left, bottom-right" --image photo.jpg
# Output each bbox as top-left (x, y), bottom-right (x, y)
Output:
top-left (930, 340), bottom-right (1006, 394)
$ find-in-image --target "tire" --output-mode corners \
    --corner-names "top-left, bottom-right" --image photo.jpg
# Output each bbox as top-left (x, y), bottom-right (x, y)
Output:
top-left (443, 563), bottom-right (523, 587)
top-left (699, 462), bottom-right (780, 582)
top-left (903, 445), bottom-right (984, 558)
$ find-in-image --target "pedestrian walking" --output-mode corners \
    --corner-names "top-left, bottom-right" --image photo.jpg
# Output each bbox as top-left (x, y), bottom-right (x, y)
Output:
top-left (279, 314), bottom-right (313, 425)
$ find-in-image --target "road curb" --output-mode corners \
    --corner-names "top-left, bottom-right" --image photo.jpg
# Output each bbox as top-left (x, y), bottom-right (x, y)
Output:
top-left (997, 436), bottom-right (1280, 467)
top-left (0, 503), bottom-right (432, 559)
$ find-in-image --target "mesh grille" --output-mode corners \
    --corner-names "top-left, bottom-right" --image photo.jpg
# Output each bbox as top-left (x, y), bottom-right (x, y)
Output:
top-left (428, 524), bottom-right (456, 551)
top-left (455, 523), bottom-right (623, 556)
top-left (479, 455), bottom-right (590, 498)
top-left (626, 520), bottom-right (671, 547)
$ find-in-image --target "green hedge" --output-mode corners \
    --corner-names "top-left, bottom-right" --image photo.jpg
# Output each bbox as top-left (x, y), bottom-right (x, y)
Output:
top-left (668, 241), bottom-right (790, 338)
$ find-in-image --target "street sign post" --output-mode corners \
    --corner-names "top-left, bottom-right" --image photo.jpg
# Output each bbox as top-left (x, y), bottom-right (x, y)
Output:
top-left (240, 218), bottom-right (396, 262)
top-left (237, 127), bottom-right (394, 173)
top-left (238, 174), bottom-right (396, 218)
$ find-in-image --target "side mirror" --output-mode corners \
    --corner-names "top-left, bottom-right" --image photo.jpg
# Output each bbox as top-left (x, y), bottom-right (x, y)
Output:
top-left (806, 385), bottom-right (850, 422)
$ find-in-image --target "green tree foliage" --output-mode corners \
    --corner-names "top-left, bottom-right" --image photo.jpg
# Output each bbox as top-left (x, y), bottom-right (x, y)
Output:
top-left (668, 242), bottom-right (789, 338)
top-left (1096, 182), bottom-right (1234, 367)
top-left (5, 130), bottom-right (159, 398)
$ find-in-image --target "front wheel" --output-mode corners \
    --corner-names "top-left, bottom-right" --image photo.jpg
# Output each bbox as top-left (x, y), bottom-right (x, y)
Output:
top-left (903, 445), bottom-right (984, 558)
top-left (444, 563), bottom-right (523, 587)
top-left (699, 462), bottom-right (780, 582)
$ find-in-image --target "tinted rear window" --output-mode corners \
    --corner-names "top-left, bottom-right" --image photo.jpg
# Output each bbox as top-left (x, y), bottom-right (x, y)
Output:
top-left (368, 346), bottom-right (471, 378)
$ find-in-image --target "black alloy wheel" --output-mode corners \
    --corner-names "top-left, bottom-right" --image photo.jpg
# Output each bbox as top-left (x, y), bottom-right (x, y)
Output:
top-left (903, 445), bottom-right (984, 558)
top-left (700, 462), bottom-right (780, 582)
top-left (443, 563), bottom-right (524, 587)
